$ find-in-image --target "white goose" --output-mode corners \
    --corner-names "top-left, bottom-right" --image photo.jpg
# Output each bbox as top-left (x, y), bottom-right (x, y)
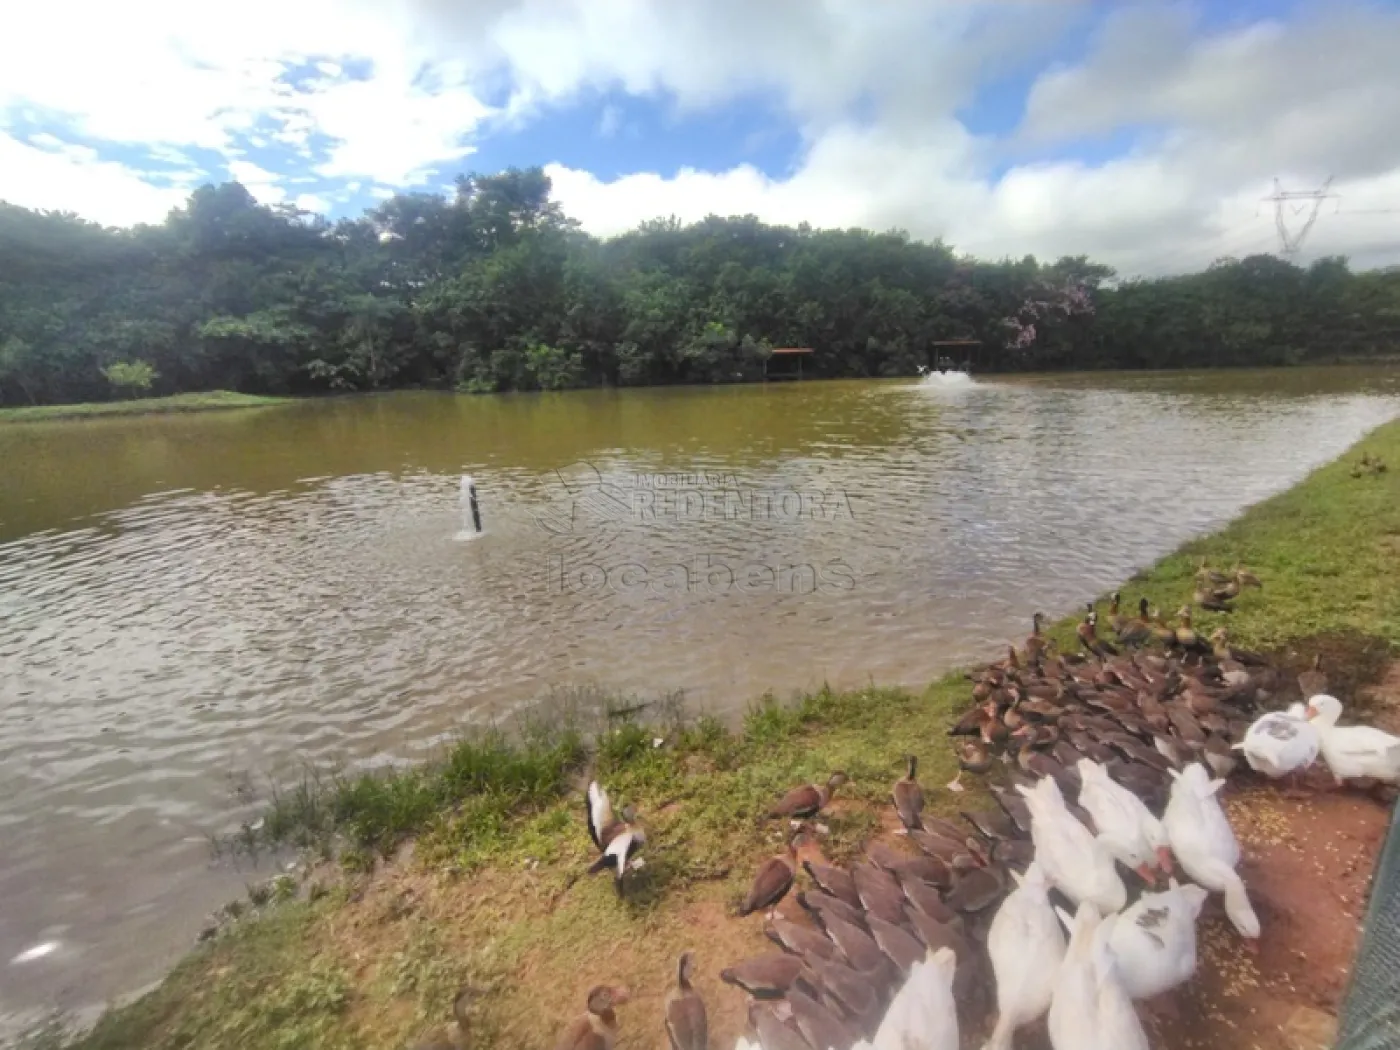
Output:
top-left (1047, 903), bottom-right (1149, 1050)
top-left (872, 947), bottom-right (959, 1050)
top-left (1018, 775), bottom-right (1127, 915)
top-left (1161, 763), bottom-right (1259, 940)
top-left (1108, 878), bottom-right (1209, 1000)
top-left (982, 862), bottom-right (1067, 1050)
top-left (1075, 759), bottom-right (1173, 883)
top-left (1306, 695), bottom-right (1400, 785)
top-left (1234, 703), bottom-right (1320, 786)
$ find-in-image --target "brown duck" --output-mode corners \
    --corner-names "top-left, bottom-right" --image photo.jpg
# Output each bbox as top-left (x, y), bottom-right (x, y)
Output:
top-left (813, 910), bottom-right (890, 975)
top-left (899, 872), bottom-right (958, 924)
top-left (865, 913), bottom-right (925, 975)
top-left (787, 982), bottom-right (861, 1050)
top-left (1173, 607), bottom-right (1210, 655)
top-left (765, 914), bottom-right (841, 962)
top-left (1298, 653), bottom-right (1328, 700)
top-left (867, 842), bottom-right (951, 888)
top-left (720, 954), bottom-right (804, 998)
top-left (957, 738), bottom-right (994, 775)
top-left (769, 773), bottom-right (848, 820)
top-left (555, 986), bottom-right (631, 1050)
top-left (665, 952), bottom-right (708, 1050)
top-left (739, 830), bottom-right (807, 917)
top-left (1078, 609), bottom-right (1119, 659)
top-left (851, 862), bottom-right (908, 925)
top-left (802, 859), bottom-right (860, 909)
top-left (797, 954), bottom-right (882, 1028)
top-left (746, 1002), bottom-right (812, 1050)
top-left (797, 889), bottom-right (867, 930)
top-left (1025, 612), bottom-right (1048, 662)
top-left (413, 986), bottom-right (475, 1050)
top-left (891, 755), bottom-right (924, 831)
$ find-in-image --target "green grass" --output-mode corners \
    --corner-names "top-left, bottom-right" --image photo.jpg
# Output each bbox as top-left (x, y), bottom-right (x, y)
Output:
top-left (44, 416), bottom-right (1400, 1050)
top-left (0, 391), bottom-right (290, 423)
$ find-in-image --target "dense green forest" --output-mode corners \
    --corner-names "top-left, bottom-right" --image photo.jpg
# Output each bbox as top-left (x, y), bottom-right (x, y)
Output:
top-left (2, 166), bottom-right (1398, 406)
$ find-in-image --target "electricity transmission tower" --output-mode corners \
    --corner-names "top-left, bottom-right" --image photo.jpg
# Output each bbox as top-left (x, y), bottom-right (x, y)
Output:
top-left (1261, 177), bottom-right (1339, 256)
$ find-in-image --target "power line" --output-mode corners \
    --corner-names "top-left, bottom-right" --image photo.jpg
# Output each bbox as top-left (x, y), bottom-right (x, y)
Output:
top-left (1259, 176), bottom-right (1339, 256)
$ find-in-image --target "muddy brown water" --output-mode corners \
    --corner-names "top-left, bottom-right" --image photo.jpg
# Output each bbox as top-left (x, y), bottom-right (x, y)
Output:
top-left (2, 367), bottom-right (1399, 1035)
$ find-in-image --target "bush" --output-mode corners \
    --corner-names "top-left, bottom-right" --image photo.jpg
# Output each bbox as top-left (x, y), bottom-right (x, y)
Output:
top-left (101, 360), bottom-right (158, 398)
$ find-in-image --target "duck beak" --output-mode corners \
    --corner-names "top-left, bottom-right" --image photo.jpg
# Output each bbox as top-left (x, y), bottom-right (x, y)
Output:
top-left (1134, 862), bottom-right (1157, 886)
top-left (1303, 704), bottom-right (1317, 720)
top-left (611, 986), bottom-right (633, 1005)
top-left (1156, 846), bottom-right (1175, 877)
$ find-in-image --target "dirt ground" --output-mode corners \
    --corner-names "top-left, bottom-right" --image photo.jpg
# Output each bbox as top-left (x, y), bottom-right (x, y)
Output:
top-left (314, 665), bottom-right (1400, 1050)
top-left (1155, 785), bottom-right (1389, 1050)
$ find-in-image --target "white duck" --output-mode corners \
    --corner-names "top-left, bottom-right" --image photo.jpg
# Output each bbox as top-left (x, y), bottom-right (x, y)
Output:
top-left (1161, 762), bottom-right (1259, 940)
top-left (1234, 703), bottom-right (1320, 788)
top-left (1047, 903), bottom-right (1149, 1050)
top-left (1018, 775), bottom-right (1127, 914)
top-left (982, 862), bottom-right (1067, 1050)
top-left (1108, 878), bottom-right (1209, 1000)
top-left (1075, 759), bottom-right (1173, 884)
top-left (1305, 694), bottom-right (1400, 785)
top-left (872, 947), bottom-right (959, 1050)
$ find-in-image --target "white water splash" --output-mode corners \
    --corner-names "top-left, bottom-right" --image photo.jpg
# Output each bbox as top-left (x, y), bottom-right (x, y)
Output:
top-left (919, 369), bottom-right (976, 388)
top-left (11, 941), bottom-right (60, 964)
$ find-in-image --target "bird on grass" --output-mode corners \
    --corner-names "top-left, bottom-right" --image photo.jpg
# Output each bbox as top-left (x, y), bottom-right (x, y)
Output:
top-left (892, 755), bottom-right (924, 831)
top-left (663, 951), bottom-right (708, 1050)
top-left (1077, 609), bottom-right (1118, 659)
top-left (412, 986), bottom-right (477, 1050)
top-left (555, 985), bottom-right (631, 1050)
top-left (739, 828), bottom-right (810, 919)
top-left (585, 781), bottom-right (646, 895)
top-left (767, 772), bottom-right (848, 822)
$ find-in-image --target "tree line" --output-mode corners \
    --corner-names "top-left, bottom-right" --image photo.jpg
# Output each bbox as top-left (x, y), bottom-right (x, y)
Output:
top-left (1, 166), bottom-right (1397, 406)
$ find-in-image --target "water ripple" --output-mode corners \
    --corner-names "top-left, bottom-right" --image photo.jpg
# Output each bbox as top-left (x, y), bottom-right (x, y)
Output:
top-left (0, 373), bottom-right (1397, 1030)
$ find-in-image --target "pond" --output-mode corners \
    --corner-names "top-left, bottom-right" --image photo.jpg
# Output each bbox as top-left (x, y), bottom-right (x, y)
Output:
top-left (2, 365), bottom-right (1399, 1032)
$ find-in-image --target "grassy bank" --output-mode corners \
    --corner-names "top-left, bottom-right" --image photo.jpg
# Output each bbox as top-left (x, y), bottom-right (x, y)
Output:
top-left (0, 391), bottom-right (290, 423)
top-left (47, 417), bottom-right (1400, 1050)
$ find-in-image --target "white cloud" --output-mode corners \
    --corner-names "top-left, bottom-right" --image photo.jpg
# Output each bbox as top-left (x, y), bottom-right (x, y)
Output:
top-left (0, 131), bottom-right (185, 225)
top-left (295, 192), bottom-right (331, 213)
top-left (226, 159), bottom-right (285, 204)
top-left (540, 1), bottom-right (1400, 275)
top-left (0, 0), bottom-right (1397, 274)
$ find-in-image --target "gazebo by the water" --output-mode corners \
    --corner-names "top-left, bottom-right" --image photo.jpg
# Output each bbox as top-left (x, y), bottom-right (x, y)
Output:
top-left (927, 339), bottom-right (982, 373)
top-left (765, 346), bottom-right (814, 381)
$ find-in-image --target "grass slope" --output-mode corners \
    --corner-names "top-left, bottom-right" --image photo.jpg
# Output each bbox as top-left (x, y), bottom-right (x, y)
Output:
top-left (45, 417), bottom-right (1400, 1050)
top-left (0, 391), bottom-right (289, 423)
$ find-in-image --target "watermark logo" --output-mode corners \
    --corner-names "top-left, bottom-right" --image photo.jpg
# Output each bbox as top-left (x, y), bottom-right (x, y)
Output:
top-left (531, 461), bottom-right (858, 535)
top-left (546, 553), bottom-right (857, 596)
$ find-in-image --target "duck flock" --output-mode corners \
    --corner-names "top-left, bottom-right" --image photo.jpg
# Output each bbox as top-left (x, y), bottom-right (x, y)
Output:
top-left (424, 564), bottom-right (1400, 1050)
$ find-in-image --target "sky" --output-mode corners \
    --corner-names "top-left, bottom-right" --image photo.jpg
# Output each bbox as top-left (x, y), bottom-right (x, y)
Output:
top-left (2, 0), bottom-right (1400, 277)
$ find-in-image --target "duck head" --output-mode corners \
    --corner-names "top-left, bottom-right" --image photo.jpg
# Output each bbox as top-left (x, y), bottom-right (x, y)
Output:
top-left (451, 985), bottom-right (477, 1029)
top-left (1304, 694), bottom-right (1342, 727)
top-left (826, 771), bottom-right (850, 793)
top-left (676, 950), bottom-right (698, 989)
top-left (587, 985), bottom-right (632, 1020)
top-left (788, 824), bottom-right (817, 853)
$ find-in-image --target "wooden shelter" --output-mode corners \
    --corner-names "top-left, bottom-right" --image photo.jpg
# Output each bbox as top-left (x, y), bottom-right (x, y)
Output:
top-left (765, 347), bottom-right (814, 381)
top-left (927, 339), bottom-right (982, 373)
